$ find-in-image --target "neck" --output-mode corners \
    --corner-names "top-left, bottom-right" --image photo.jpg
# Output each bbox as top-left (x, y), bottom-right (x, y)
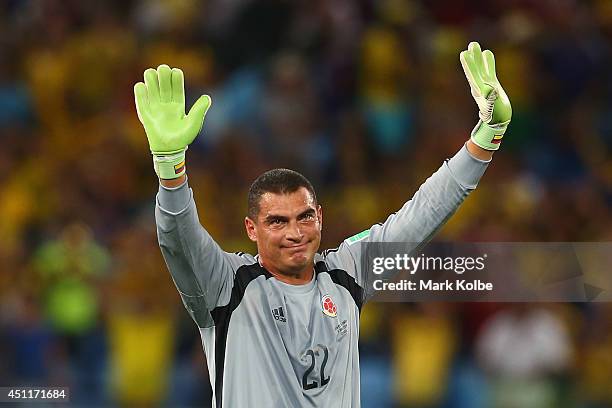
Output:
top-left (262, 262), bottom-right (314, 285)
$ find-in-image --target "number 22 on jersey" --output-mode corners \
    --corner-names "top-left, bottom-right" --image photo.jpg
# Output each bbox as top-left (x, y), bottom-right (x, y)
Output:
top-left (301, 344), bottom-right (330, 390)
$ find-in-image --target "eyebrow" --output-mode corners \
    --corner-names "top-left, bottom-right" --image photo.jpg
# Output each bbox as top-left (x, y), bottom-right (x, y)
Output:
top-left (264, 214), bottom-right (289, 223)
top-left (263, 208), bottom-right (316, 223)
top-left (298, 208), bottom-right (316, 218)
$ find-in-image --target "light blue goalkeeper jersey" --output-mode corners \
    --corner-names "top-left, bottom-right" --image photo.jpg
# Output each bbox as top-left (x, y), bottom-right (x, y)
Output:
top-left (155, 145), bottom-right (489, 408)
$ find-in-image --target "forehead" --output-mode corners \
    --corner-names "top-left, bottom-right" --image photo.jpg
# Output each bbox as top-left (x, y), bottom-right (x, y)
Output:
top-left (257, 187), bottom-right (316, 218)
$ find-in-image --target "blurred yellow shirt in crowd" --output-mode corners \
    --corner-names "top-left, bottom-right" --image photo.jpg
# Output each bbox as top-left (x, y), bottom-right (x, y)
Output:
top-left (393, 308), bottom-right (455, 405)
top-left (108, 312), bottom-right (175, 406)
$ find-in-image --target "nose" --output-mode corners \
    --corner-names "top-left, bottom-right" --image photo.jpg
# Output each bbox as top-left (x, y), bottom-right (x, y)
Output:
top-left (285, 221), bottom-right (303, 242)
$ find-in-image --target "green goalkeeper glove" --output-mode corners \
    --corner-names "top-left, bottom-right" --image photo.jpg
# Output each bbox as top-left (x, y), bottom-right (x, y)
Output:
top-left (460, 42), bottom-right (512, 151)
top-left (134, 64), bottom-right (211, 179)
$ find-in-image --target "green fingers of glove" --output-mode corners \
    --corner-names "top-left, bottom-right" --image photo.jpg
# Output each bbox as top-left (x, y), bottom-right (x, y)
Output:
top-left (134, 64), bottom-right (211, 154)
top-left (460, 42), bottom-right (512, 150)
top-left (134, 64), bottom-right (211, 178)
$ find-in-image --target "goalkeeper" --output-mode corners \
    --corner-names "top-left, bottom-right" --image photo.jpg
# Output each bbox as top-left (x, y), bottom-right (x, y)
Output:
top-left (134, 42), bottom-right (511, 407)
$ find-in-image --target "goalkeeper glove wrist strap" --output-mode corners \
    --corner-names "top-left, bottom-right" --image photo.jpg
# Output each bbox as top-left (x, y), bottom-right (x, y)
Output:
top-left (153, 148), bottom-right (187, 179)
top-left (470, 120), bottom-right (510, 151)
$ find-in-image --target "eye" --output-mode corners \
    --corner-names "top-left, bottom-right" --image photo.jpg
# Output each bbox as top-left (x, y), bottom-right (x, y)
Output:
top-left (300, 213), bottom-right (315, 222)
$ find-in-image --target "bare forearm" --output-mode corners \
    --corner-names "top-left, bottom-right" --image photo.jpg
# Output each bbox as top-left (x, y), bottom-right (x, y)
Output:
top-left (160, 173), bottom-right (187, 188)
top-left (466, 139), bottom-right (494, 161)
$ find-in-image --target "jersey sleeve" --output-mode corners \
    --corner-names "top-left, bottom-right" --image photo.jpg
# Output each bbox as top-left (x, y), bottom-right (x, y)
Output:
top-left (155, 180), bottom-right (256, 328)
top-left (321, 144), bottom-right (490, 302)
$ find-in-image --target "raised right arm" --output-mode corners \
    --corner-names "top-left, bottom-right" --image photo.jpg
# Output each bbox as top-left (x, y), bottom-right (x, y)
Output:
top-left (156, 178), bottom-right (256, 328)
top-left (135, 65), bottom-right (255, 327)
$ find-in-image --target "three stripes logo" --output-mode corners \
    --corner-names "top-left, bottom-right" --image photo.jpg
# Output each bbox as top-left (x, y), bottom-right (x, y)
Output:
top-left (272, 306), bottom-right (287, 322)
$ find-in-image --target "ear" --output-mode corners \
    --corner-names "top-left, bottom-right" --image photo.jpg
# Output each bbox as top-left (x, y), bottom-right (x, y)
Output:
top-left (245, 217), bottom-right (258, 242)
top-left (316, 205), bottom-right (323, 231)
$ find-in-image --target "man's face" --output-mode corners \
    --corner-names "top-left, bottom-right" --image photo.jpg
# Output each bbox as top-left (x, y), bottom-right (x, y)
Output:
top-left (245, 187), bottom-right (322, 277)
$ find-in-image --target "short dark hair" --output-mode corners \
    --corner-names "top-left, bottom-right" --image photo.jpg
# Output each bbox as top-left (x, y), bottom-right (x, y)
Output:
top-left (248, 169), bottom-right (317, 219)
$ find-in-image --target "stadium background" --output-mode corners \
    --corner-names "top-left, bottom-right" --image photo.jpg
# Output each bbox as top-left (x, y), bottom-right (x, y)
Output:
top-left (0, 0), bottom-right (611, 406)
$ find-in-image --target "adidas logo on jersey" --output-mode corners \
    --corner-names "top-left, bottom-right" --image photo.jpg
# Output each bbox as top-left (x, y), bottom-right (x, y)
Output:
top-left (272, 306), bottom-right (287, 322)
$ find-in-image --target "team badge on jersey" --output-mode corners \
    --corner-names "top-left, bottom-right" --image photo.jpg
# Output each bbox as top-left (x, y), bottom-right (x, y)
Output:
top-left (321, 295), bottom-right (337, 317)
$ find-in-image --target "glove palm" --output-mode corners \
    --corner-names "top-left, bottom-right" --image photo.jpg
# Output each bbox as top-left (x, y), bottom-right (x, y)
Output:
top-left (134, 65), bottom-right (211, 178)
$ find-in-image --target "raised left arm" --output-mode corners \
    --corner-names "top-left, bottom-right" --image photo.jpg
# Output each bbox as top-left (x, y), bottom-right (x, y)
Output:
top-left (322, 42), bottom-right (512, 301)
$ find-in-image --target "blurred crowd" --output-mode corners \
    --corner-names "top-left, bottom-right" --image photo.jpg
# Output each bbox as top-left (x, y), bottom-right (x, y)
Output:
top-left (0, 0), bottom-right (611, 406)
